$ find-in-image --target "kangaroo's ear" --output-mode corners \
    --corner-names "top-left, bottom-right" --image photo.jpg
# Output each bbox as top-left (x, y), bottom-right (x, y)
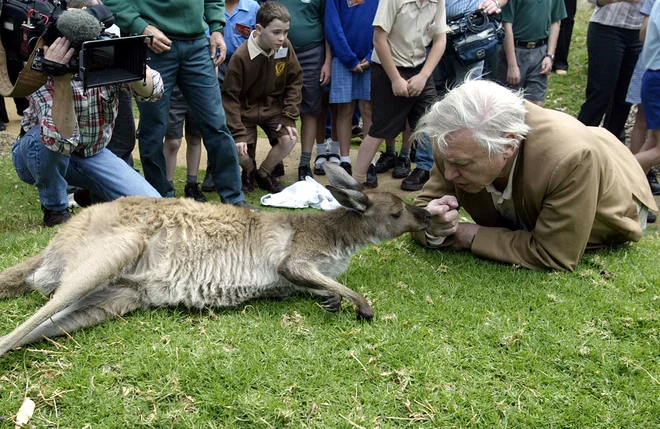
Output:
top-left (323, 162), bottom-right (364, 191)
top-left (327, 186), bottom-right (368, 213)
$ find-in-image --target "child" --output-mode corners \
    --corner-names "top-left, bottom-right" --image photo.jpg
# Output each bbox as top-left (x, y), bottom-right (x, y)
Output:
top-left (324, 0), bottom-right (379, 176)
top-left (497, 0), bottom-right (566, 106)
top-left (221, 2), bottom-right (303, 194)
top-left (351, 0), bottom-right (449, 188)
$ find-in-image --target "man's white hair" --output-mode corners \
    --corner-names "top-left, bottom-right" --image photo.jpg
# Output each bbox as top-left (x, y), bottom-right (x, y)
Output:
top-left (414, 79), bottom-right (531, 156)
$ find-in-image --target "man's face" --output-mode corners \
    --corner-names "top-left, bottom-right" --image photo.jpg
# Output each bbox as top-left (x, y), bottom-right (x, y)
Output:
top-left (255, 19), bottom-right (289, 52)
top-left (437, 130), bottom-right (516, 193)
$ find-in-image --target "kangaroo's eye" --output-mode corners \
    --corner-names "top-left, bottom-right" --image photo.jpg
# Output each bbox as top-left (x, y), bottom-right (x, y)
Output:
top-left (391, 210), bottom-right (403, 219)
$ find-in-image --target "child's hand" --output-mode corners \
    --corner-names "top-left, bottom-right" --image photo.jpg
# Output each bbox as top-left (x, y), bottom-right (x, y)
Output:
top-left (235, 141), bottom-right (248, 156)
top-left (351, 64), bottom-right (364, 73)
top-left (392, 77), bottom-right (409, 97)
top-left (359, 59), bottom-right (371, 70)
top-left (540, 57), bottom-right (553, 75)
top-left (277, 124), bottom-right (299, 141)
top-left (320, 61), bottom-right (332, 86)
top-left (406, 74), bottom-right (427, 97)
top-left (507, 65), bottom-right (521, 86)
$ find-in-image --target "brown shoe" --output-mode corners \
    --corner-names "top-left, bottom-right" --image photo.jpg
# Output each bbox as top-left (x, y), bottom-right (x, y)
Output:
top-left (256, 168), bottom-right (285, 193)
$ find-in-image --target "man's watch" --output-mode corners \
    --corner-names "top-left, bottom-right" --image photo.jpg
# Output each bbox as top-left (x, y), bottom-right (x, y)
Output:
top-left (545, 54), bottom-right (555, 61)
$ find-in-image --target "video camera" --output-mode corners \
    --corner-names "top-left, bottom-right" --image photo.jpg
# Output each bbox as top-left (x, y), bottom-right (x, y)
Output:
top-left (0, 0), bottom-right (151, 90)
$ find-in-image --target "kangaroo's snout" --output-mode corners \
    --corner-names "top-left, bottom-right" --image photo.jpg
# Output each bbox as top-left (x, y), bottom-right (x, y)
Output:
top-left (410, 205), bottom-right (432, 230)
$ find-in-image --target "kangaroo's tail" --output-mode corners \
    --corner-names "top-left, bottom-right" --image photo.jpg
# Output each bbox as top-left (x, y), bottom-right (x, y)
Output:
top-left (0, 255), bottom-right (42, 299)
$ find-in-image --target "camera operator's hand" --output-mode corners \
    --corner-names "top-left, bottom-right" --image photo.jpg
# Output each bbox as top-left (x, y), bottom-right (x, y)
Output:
top-left (43, 37), bottom-right (75, 70)
top-left (210, 32), bottom-right (226, 66)
top-left (142, 25), bottom-right (172, 54)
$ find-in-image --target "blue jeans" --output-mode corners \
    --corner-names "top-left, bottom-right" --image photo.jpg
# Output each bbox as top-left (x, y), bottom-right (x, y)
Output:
top-left (415, 135), bottom-right (435, 172)
top-left (137, 38), bottom-right (244, 203)
top-left (12, 125), bottom-right (161, 211)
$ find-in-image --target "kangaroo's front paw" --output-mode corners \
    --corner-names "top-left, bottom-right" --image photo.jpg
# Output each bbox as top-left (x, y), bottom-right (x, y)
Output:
top-left (321, 294), bottom-right (342, 312)
top-left (357, 306), bottom-right (374, 322)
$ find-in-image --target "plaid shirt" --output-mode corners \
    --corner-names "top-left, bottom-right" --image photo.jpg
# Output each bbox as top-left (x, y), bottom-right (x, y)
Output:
top-left (588, 0), bottom-right (644, 30)
top-left (20, 68), bottom-right (163, 157)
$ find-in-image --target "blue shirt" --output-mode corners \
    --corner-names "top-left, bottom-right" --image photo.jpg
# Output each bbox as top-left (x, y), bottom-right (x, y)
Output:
top-left (325, 0), bottom-right (378, 69)
top-left (224, 0), bottom-right (260, 58)
top-left (643, 0), bottom-right (660, 70)
top-left (446, 0), bottom-right (481, 18)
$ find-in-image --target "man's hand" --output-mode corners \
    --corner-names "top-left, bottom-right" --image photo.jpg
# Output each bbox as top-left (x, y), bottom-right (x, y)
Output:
top-left (540, 56), bottom-right (553, 75)
top-left (426, 196), bottom-right (460, 238)
top-left (507, 64), bottom-right (521, 86)
top-left (479, 0), bottom-right (504, 14)
top-left (392, 76), bottom-right (410, 97)
top-left (407, 74), bottom-right (428, 97)
top-left (43, 37), bottom-right (75, 68)
top-left (235, 141), bottom-right (248, 156)
top-left (142, 25), bottom-right (172, 54)
top-left (320, 60), bottom-right (331, 86)
top-left (448, 223), bottom-right (480, 251)
top-left (210, 31), bottom-right (227, 66)
top-left (277, 124), bottom-right (299, 141)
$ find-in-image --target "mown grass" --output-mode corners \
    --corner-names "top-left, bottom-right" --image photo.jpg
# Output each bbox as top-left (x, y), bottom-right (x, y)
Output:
top-left (1, 7), bottom-right (660, 428)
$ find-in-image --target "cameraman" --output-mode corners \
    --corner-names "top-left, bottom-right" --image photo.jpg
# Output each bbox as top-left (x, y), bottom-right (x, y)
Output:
top-left (11, 36), bottom-right (165, 227)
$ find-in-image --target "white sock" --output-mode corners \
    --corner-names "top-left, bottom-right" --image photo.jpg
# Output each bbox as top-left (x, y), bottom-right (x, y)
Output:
top-left (316, 142), bottom-right (327, 156)
top-left (329, 140), bottom-right (340, 155)
top-left (340, 156), bottom-right (351, 164)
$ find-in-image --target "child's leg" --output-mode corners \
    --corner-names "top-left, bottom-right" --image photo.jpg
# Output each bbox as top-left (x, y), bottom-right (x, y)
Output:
top-left (629, 105), bottom-right (648, 154)
top-left (634, 130), bottom-right (660, 173)
top-left (336, 101), bottom-right (356, 159)
top-left (163, 137), bottom-right (182, 183)
top-left (358, 100), bottom-right (372, 137)
top-left (185, 133), bottom-right (202, 183)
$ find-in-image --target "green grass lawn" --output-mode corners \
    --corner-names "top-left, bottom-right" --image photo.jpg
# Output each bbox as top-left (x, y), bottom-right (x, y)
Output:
top-left (2, 8), bottom-right (660, 428)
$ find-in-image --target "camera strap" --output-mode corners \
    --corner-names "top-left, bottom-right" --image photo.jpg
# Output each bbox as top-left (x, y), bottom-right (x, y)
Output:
top-left (0, 36), bottom-right (48, 97)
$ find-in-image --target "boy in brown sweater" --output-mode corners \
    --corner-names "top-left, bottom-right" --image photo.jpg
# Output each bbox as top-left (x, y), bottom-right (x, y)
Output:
top-left (222, 2), bottom-right (304, 193)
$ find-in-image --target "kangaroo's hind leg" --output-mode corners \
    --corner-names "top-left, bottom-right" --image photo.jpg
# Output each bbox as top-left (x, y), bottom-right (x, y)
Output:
top-left (278, 258), bottom-right (373, 320)
top-left (292, 286), bottom-right (343, 312)
top-left (7, 283), bottom-right (146, 349)
top-left (0, 231), bottom-right (145, 357)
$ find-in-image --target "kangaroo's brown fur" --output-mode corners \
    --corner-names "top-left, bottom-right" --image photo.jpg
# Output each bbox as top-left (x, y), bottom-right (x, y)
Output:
top-left (0, 163), bottom-right (430, 357)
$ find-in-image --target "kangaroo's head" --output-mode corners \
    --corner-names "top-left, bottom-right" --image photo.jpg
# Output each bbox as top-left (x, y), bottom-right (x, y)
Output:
top-left (323, 163), bottom-right (431, 241)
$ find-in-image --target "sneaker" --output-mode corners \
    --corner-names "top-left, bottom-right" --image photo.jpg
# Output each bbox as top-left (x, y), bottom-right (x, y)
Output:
top-left (648, 171), bottom-right (660, 196)
top-left (232, 201), bottom-right (260, 212)
top-left (364, 164), bottom-right (378, 188)
top-left (375, 152), bottom-right (397, 173)
top-left (339, 161), bottom-right (352, 175)
top-left (201, 171), bottom-right (215, 192)
top-left (327, 153), bottom-right (341, 164)
top-left (313, 154), bottom-right (328, 175)
top-left (298, 165), bottom-right (313, 181)
top-left (184, 182), bottom-right (208, 202)
top-left (648, 211), bottom-right (657, 223)
top-left (42, 205), bottom-right (71, 227)
top-left (401, 168), bottom-right (430, 191)
top-left (272, 162), bottom-right (285, 178)
top-left (392, 155), bottom-right (411, 178)
top-left (256, 169), bottom-right (285, 193)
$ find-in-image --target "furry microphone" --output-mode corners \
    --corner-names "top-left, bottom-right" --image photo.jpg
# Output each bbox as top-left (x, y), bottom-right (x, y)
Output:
top-left (55, 9), bottom-right (104, 47)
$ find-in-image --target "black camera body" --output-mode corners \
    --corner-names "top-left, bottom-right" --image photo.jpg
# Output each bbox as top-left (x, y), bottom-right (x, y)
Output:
top-left (0, 0), bottom-right (151, 89)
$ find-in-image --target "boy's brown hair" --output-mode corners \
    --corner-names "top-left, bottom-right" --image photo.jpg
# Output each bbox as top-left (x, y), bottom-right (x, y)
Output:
top-left (256, 2), bottom-right (290, 28)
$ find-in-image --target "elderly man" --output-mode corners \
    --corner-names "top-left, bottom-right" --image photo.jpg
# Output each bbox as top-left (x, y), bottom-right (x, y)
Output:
top-left (411, 80), bottom-right (658, 271)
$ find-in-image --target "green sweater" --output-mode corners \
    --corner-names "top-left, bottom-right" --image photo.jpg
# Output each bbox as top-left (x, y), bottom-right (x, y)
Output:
top-left (102, 0), bottom-right (225, 40)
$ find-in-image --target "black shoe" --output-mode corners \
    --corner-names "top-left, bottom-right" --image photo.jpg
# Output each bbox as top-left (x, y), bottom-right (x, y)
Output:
top-left (0, 122), bottom-right (6, 131)
top-left (232, 201), bottom-right (260, 212)
top-left (339, 161), bottom-right (352, 175)
top-left (401, 168), bottom-right (430, 191)
top-left (352, 124), bottom-right (363, 139)
top-left (392, 156), bottom-right (411, 178)
top-left (298, 165), bottom-right (313, 181)
top-left (313, 154), bottom-right (328, 175)
top-left (647, 171), bottom-right (660, 196)
top-left (272, 162), bottom-right (285, 178)
top-left (73, 189), bottom-right (93, 208)
top-left (327, 153), bottom-right (341, 165)
top-left (648, 211), bottom-right (657, 224)
top-left (42, 205), bottom-right (71, 227)
top-left (201, 171), bottom-right (215, 192)
top-left (364, 164), bottom-right (378, 188)
top-left (374, 152), bottom-right (396, 174)
top-left (256, 169), bottom-right (285, 193)
top-left (184, 182), bottom-right (208, 202)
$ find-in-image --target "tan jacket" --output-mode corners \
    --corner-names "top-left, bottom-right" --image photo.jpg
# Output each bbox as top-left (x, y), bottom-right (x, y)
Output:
top-left (412, 102), bottom-right (658, 271)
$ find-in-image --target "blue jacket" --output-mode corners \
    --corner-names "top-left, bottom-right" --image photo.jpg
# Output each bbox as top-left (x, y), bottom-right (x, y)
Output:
top-left (324, 0), bottom-right (378, 69)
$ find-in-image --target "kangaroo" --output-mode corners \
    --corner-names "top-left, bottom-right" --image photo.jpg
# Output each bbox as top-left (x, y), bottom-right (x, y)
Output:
top-left (0, 163), bottom-right (430, 357)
